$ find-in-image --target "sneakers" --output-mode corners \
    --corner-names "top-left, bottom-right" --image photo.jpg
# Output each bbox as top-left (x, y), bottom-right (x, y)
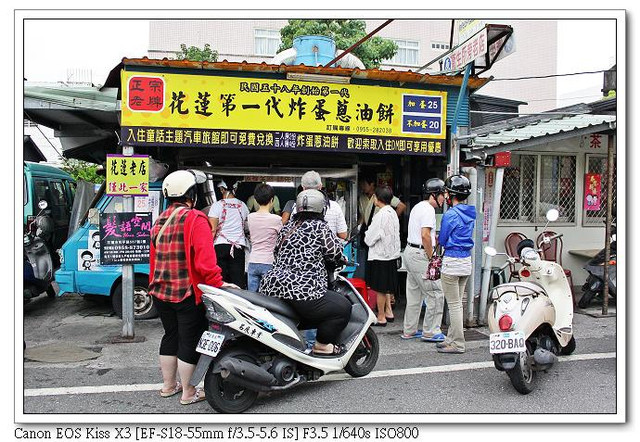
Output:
top-left (421, 332), bottom-right (446, 343)
top-left (400, 330), bottom-right (423, 340)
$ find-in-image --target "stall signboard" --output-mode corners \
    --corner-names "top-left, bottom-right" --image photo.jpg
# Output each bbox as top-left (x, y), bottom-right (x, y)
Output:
top-left (437, 27), bottom-right (488, 73)
top-left (584, 173), bottom-right (602, 211)
top-left (120, 71), bottom-right (447, 157)
top-left (99, 212), bottom-right (152, 265)
top-left (455, 19), bottom-right (486, 45)
top-left (106, 154), bottom-right (150, 196)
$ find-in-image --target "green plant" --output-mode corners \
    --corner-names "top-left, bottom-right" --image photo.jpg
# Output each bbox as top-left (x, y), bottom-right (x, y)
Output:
top-left (60, 158), bottom-right (105, 184)
top-left (175, 43), bottom-right (219, 62)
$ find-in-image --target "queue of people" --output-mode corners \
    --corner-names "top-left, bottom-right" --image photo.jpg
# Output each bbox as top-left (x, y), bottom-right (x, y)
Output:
top-left (148, 168), bottom-right (475, 404)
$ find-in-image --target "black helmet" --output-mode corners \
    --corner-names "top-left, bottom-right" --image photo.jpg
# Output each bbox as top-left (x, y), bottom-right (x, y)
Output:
top-left (422, 178), bottom-right (445, 198)
top-left (444, 174), bottom-right (471, 200)
top-left (516, 238), bottom-right (535, 257)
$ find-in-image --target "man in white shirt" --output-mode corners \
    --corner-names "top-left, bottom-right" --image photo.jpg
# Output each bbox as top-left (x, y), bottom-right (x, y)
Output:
top-left (208, 180), bottom-right (250, 288)
top-left (292, 171), bottom-right (348, 240)
top-left (401, 178), bottom-right (446, 342)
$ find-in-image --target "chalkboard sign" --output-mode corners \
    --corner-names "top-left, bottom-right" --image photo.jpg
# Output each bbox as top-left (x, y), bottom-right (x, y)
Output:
top-left (99, 212), bottom-right (152, 265)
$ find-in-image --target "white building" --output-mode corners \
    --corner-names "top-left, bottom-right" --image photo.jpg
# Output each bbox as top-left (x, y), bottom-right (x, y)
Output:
top-left (148, 19), bottom-right (558, 113)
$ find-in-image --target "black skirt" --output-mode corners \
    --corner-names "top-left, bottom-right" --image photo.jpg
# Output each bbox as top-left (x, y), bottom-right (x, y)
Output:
top-left (365, 259), bottom-right (398, 294)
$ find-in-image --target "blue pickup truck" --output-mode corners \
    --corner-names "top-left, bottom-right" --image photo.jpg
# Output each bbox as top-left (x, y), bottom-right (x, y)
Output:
top-left (55, 182), bottom-right (165, 319)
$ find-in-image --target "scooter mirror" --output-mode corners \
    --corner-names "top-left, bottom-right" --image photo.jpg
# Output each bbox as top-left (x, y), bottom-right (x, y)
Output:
top-left (37, 200), bottom-right (48, 210)
top-left (546, 209), bottom-right (559, 222)
top-left (484, 246), bottom-right (498, 256)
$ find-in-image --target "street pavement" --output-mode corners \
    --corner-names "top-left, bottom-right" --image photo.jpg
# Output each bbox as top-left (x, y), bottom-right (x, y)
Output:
top-left (21, 293), bottom-right (618, 416)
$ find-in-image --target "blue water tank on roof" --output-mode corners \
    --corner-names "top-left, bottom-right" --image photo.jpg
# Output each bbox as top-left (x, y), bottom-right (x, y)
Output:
top-left (293, 35), bottom-right (336, 67)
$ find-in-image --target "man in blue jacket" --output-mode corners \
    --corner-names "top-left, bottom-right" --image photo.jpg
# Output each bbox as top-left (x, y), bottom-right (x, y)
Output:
top-left (436, 175), bottom-right (476, 354)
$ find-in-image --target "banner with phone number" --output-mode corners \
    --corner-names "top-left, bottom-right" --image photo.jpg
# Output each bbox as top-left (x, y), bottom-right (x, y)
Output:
top-left (120, 70), bottom-right (447, 156)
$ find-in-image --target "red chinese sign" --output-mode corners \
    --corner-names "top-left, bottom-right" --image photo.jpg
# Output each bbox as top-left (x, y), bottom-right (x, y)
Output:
top-left (438, 28), bottom-right (488, 73)
top-left (127, 76), bottom-right (165, 112)
top-left (584, 173), bottom-right (602, 211)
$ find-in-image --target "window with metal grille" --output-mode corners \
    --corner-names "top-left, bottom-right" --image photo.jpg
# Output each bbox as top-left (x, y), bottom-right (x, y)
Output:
top-left (431, 41), bottom-right (450, 51)
top-left (583, 155), bottom-right (617, 226)
top-left (386, 39), bottom-right (420, 66)
top-left (499, 153), bottom-right (577, 224)
top-left (254, 29), bottom-right (282, 56)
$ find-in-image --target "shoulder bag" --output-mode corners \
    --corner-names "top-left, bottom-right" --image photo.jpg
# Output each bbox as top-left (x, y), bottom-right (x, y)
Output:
top-left (425, 244), bottom-right (443, 281)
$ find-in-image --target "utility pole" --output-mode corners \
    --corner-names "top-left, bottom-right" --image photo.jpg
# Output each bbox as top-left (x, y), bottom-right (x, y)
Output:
top-left (121, 145), bottom-right (135, 338)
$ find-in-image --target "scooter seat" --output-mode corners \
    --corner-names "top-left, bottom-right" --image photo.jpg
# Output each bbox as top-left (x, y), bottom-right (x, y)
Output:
top-left (225, 288), bottom-right (299, 319)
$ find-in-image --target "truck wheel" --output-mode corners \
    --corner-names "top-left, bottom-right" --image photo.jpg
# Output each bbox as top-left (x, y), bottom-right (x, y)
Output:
top-left (46, 285), bottom-right (57, 299)
top-left (112, 275), bottom-right (158, 320)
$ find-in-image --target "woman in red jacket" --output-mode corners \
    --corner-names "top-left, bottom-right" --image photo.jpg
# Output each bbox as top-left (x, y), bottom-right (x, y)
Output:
top-left (149, 170), bottom-right (237, 405)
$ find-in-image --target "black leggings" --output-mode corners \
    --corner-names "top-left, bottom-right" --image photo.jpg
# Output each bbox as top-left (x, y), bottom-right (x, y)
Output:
top-left (288, 291), bottom-right (352, 344)
top-left (215, 243), bottom-right (246, 289)
top-left (155, 295), bottom-right (208, 365)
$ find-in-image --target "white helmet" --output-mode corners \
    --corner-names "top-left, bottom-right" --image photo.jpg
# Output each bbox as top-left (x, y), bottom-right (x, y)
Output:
top-left (162, 170), bottom-right (197, 198)
top-left (296, 189), bottom-right (326, 215)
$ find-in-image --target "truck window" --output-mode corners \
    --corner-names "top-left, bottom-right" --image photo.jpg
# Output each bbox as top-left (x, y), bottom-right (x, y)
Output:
top-left (104, 195), bottom-right (124, 214)
top-left (23, 174), bottom-right (28, 207)
top-left (103, 191), bottom-right (163, 221)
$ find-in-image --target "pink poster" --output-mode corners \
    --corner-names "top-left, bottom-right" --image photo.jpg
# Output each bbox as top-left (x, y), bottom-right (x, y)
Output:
top-left (584, 173), bottom-right (602, 211)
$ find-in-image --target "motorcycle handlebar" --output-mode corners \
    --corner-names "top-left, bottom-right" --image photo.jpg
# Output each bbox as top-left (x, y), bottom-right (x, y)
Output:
top-left (543, 233), bottom-right (563, 243)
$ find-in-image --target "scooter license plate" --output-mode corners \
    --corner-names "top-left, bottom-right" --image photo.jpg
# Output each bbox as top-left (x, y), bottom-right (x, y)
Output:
top-left (196, 331), bottom-right (225, 357)
top-left (489, 331), bottom-right (526, 354)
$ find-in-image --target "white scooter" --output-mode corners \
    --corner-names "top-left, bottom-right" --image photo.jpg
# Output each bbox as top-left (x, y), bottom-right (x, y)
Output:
top-left (484, 209), bottom-right (576, 394)
top-left (189, 259), bottom-right (379, 413)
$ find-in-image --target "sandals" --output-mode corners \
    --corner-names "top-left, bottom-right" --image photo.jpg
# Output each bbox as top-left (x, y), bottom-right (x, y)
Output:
top-left (180, 387), bottom-right (206, 405)
top-left (159, 381), bottom-right (182, 398)
top-left (421, 333), bottom-right (446, 343)
top-left (312, 343), bottom-right (346, 356)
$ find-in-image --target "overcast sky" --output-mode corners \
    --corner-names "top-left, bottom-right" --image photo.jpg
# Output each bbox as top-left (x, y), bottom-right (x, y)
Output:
top-left (23, 18), bottom-right (617, 109)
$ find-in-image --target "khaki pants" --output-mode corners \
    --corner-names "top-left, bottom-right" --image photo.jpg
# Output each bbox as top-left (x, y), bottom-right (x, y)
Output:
top-left (402, 246), bottom-right (444, 336)
top-left (441, 273), bottom-right (469, 351)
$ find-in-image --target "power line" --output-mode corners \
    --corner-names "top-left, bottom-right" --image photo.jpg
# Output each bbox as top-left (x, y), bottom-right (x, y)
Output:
top-left (469, 110), bottom-right (602, 116)
top-left (490, 69), bottom-right (614, 82)
top-left (523, 94), bottom-right (605, 103)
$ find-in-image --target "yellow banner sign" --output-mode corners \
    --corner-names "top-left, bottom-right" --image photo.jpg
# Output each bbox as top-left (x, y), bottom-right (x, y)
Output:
top-left (106, 155), bottom-right (149, 196)
top-left (120, 70), bottom-right (447, 156)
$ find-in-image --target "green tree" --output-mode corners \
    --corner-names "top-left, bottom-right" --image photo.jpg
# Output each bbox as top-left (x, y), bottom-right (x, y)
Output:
top-left (279, 20), bottom-right (398, 69)
top-left (60, 158), bottom-right (105, 184)
top-left (175, 43), bottom-right (219, 62)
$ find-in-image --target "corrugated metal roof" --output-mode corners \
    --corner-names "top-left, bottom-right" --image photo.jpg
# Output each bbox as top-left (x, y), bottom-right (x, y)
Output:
top-left (117, 57), bottom-right (490, 89)
top-left (469, 114), bottom-right (617, 149)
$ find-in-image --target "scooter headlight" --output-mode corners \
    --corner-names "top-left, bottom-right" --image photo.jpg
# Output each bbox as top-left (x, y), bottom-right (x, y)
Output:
top-left (57, 249), bottom-right (64, 264)
top-left (202, 296), bottom-right (235, 324)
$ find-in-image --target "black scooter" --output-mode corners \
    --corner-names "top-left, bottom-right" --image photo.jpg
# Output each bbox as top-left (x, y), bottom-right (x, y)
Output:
top-left (24, 200), bottom-right (56, 303)
top-left (578, 220), bottom-right (616, 309)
